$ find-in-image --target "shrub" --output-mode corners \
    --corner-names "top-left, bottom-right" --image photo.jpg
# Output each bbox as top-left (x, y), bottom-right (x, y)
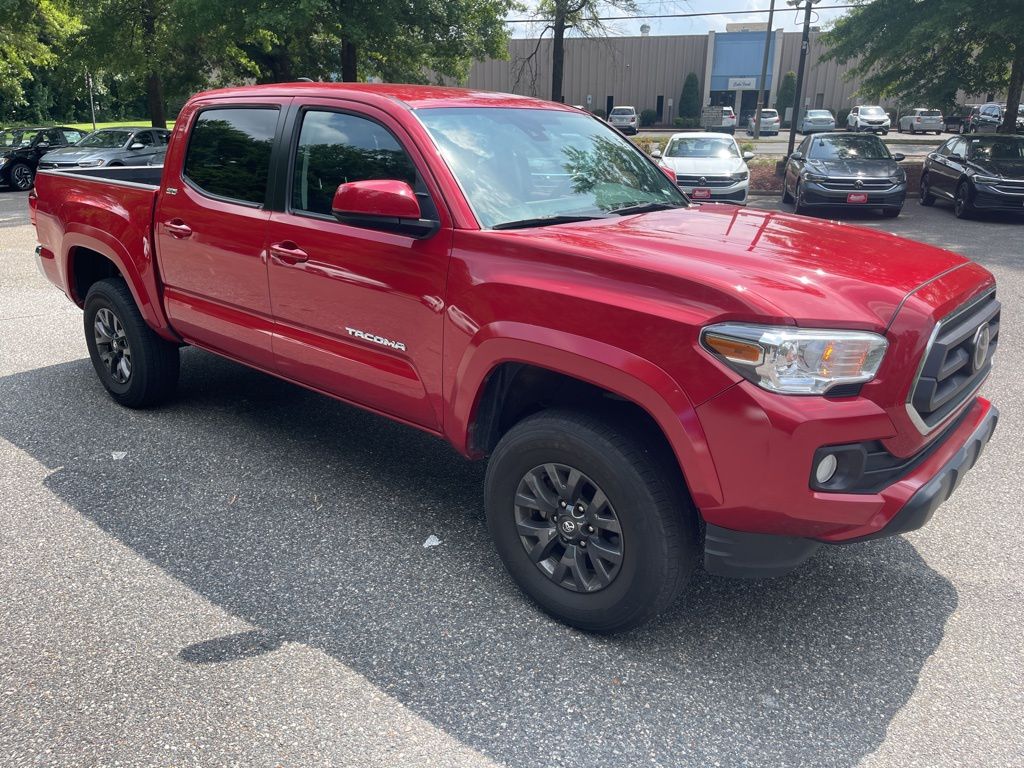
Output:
top-left (673, 116), bottom-right (699, 128)
top-left (836, 108), bottom-right (850, 127)
top-left (592, 108), bottom-right (606, 119)
top-left (775, 71), bottom-right (797, 121)
top-left (680, 73), bottom-right (700, 119)
top-left (640, 108), bottom-right (658, 127)
top-left (739, 141), bottom-right (755, 154)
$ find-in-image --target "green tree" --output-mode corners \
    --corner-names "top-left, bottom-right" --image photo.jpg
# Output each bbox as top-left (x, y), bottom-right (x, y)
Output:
top-left (775, 70), bottom-right (796, 118)
top-left (0, 0), bottom-right (79, 116)
top-left (823, 0), bottom-right (1024, 133)
top-left (679, 72), bottom-right (700, 118)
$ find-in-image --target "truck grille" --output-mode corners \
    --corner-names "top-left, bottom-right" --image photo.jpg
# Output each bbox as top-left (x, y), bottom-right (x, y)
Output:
top-left (908, 290), bottom-right (999, 433)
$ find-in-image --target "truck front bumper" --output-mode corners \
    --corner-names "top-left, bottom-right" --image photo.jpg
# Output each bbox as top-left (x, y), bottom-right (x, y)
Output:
top-left (703, 400), bottom-right (998, 578)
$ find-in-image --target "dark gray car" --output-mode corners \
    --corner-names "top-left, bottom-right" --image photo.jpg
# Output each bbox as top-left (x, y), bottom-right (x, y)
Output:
top-left (783, 132), bottom-right (907, 218)
top-left (38, 127), bottom-right (171, 170)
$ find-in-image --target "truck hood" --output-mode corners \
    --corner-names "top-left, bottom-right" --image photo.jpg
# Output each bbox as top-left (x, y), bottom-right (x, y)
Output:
top-left (505, 204), bottom-right (970, 329)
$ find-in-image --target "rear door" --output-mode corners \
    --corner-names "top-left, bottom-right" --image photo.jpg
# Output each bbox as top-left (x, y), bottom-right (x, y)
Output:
top-left (264, 99), bottom-right (451, 429)
top-left (155, 99), bottom-right (287, 368)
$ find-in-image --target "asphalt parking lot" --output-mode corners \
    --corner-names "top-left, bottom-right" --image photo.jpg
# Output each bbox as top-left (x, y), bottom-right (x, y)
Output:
top-left (1, 189), bottom-right (1022, 767)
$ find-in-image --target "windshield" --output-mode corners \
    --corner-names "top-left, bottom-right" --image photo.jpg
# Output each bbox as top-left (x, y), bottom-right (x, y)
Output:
top-left (920, 109), bottom-right (942, 116)
top-left (77, 130), bottom-right (131, 148)
top-left (968, 137), bottom-right (1024, 160)
top-left (418, 107), bottom-right (685, 229)
top-left (664, 136), bottom-right (739, 159)
top-left (761, 110), bottom-right (778, 118)
top-left (806, 110), bottom-right (831, 118)
top-left (808, 135), bottom-right (892, 160)
top-left (861, 106), bottom-right (886, 116)
top-left (0, 130), bottom-right (35, 148)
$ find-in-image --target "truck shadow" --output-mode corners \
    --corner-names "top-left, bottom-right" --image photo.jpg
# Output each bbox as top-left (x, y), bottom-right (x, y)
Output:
top-left (0, 350), bottom-right (958, 767)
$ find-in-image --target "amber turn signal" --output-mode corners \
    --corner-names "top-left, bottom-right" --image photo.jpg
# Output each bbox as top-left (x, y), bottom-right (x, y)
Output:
top-left (704, 333), bottom-right (764, 365)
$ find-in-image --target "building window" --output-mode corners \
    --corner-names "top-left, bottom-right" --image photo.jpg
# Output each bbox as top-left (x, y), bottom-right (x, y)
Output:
top-left (815, 93), bottom-right (825, 109)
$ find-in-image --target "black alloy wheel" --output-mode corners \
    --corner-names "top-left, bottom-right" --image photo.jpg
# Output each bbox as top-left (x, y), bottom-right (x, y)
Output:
top-left (513, 463), bottom-right (624, 593)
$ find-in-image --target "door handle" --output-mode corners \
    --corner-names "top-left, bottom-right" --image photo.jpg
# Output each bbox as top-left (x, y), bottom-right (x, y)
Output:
top-left (269, 241), bottom-right (309, 265)
top-left (164, 219), bottom-right (192, 239)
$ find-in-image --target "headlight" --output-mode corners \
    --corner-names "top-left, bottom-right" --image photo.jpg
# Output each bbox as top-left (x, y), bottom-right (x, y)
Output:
top-left (805, 172), bottom-right (828, 182)
top-left (77, 159), bottom-right (105, 167)
top-left (0, 156), bottom-right (7, 167)
top-left (701, 323), bottom-right (888, 395)
top-left (731, 170), bottom-right (749, 181)
top-left (973, 174), bottom-right (1001, 185)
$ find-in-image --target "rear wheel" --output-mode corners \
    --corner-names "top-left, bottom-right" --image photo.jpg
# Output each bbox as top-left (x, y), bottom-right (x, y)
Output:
top-left (84, 278), bottom-right (179, 408)
top-left (953, 180), bottom-right (974, 219)
top-left (484, 409), bottom-right (697, 633)
top-left (9, 162), bottom-right (34, 191)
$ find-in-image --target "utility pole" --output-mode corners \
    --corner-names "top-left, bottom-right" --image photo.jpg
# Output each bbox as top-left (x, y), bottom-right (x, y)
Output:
top-left (86, 70), bottom-right (97, 132)
top-left (752, 0), bottom-right (777, 139)
top-left (787, 0), bottom-right (820, 157)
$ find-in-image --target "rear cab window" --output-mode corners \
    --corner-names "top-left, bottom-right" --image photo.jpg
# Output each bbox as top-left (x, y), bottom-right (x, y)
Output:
top-left (183, 107), bottom-right (279, 206)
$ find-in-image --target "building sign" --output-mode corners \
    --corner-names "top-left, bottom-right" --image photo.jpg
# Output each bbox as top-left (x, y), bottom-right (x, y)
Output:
top-left (727, 77), bottom-right (757, 90)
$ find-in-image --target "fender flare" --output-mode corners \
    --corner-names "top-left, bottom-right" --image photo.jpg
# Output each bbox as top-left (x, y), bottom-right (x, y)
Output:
top-left (447, 321), bottom-right (724, 510)
top-left (62, 225), bottom-right (178, 341)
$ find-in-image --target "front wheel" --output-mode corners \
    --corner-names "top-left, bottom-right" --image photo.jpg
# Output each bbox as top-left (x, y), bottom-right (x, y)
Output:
top-left (881, 207), bottom-right (901, 218)
top-left (793, 180), bottom-right (808, 214)
top-left (953, 180), bottom-right (974, 219)
top-left (484, 410), bottom-right (697, 633)
top-left (9, 162), bottom-right (34, 191)
top-left (84, 278), bottom-right (180, 408)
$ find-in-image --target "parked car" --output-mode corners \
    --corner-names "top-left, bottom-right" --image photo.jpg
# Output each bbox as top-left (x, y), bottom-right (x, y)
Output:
top-left (898, 108), bottom-right (944, 135)
top-left (653, 132), bottom-right (752, 204)
top-left (31, 83), bottom-right (999, 633)
top-left (608, 106), bottom-right (639, 135)
top-left (921, 134), bottom-right (1024, 218)
top-left (798, 109), bottom-right (836, 134)
top-left (784, 132), bottom-right (907, 217)
top-left (0, 126), bottom-right (85, 190)
top-left (38, 126), bottom-right (171, 170)
top-left (745, 108), bottom-right (780, 136)
top-left (961, 103), bottom-right (1024, 134)
top-left (847, 105), bottom-right (891, 134)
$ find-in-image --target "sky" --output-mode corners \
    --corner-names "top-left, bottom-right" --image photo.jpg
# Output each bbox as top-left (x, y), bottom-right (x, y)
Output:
top-left (507, 0), bottom-right (855, 39)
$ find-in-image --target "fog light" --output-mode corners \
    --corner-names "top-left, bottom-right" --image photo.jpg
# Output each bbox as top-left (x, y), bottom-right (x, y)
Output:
top-left (815, 454), bottom-right (838, 485)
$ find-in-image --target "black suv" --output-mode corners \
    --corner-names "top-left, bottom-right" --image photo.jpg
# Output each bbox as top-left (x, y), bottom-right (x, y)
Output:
top-left (962, 103), bottom-right (1024, 134)
top-left (0, 126), bottom-right (86, 191)
top-left (921, 134), bottom-right (1024, 218)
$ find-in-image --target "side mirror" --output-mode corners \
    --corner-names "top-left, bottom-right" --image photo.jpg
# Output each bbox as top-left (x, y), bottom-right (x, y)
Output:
top-left (789, 150), bottom-right (804, 161)
top-left (743, 150), bottom-right (755, 161)
top-left (651, 148), bottom-right (662, 158)
top-left (331, 179), bottom-right (437, 238)
top-left (892, 152), bottom-right (906, 162)
top-left (130, 142), bottom-right (145, 150)
top-left (948, 152), bottom-right (963, 162)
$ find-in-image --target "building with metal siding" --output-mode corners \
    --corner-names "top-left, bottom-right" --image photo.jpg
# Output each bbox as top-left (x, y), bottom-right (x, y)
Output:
top-left (462, 30), bottom-right (890, 122)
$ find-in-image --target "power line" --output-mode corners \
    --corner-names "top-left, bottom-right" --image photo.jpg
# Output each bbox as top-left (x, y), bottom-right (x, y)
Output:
top-left (506, 3), bottom-right (857, 24)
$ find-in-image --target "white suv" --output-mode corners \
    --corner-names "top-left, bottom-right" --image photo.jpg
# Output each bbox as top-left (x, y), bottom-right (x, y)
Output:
top-left (847, 105), bottom-right (891, 134)
top-left (608, 106), bottom-right (639, 135)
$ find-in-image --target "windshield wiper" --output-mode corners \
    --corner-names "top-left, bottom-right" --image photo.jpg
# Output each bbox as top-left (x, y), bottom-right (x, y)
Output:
top-left (610, 201), bottom-right (686, 216)
top-left (491, 214), bottom-right (607, 230)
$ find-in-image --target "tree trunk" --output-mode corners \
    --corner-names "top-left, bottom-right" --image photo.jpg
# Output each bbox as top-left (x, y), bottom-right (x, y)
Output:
top-left (551, 11), bottom-right (566, 103)
top-left (146, 72), bottom-right (166, 128)
top-left (1001, 44), bottom-right (1024, 134)
top-left (342, 40), bottom-right (358, 82)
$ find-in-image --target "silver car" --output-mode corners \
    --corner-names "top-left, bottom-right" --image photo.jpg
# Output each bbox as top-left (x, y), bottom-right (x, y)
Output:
top-left (799, 110), bottom-right (836, 134)
top-left (38, 127), bottom-right (171, 169)
top-left (898, 108), bottom-right (944, 135)
top-left (746, 108), bottom-right (780, 136)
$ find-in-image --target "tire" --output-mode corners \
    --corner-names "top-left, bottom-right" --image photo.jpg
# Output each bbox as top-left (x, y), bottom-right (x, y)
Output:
top-left (9, 162), bottom-right (34, 191)
top-left (793, 180), bottom-right (808, 214)
top-left (881, 207), bottom-right (901, 218)
top-left (83, 278), bottom-right (179, 408)
top-left (782, 177), bottom-right (794, 204)
top-left (484, 409), bottom-right (697, 633)
top-left (919, 173), bottom-right (936, 206)
top-left (953, 180), bottom-right (974, 219)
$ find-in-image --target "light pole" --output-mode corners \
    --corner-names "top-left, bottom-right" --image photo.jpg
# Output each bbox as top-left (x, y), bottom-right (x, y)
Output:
top-left (786, 0), bottom-right (821, 158)
top-left (752, 0), bottom-right (776, 140)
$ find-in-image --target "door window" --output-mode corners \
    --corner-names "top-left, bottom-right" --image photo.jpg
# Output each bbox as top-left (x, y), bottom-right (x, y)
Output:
top-left (61, 129), bottom-right (84, 144)
top-left (290, 110), bottom-right (417, 217)
top-left (132, 131), bottom-right (155, 147)
top-left (183, 107), bottom-right (278, 205)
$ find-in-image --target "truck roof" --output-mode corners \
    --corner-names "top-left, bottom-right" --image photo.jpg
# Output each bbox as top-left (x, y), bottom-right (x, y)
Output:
top-left (187, 82), bottom-right (571, 112)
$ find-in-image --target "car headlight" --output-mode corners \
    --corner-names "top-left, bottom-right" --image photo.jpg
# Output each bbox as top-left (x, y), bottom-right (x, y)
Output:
top-left (0, 156), bottom-right (7, 167)
top-left (731, 170), bottom-right (749, 181)
top-left (701, 323), bottom-right (888, 395)
top-left (973, 174), bottom-right (1001, 185)
top-left (77, 159), bottom-right (105, 167)
top-left (805, 172), bottom-right (828, 182)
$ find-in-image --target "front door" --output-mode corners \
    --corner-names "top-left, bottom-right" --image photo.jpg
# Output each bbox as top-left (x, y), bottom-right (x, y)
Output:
top-left (265, 102), bottom-right (450, 430)
top-left (155, 101), bottom-right (286, 369)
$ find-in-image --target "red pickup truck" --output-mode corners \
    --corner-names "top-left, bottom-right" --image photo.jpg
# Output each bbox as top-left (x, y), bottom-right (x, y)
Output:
top-left (31, 84), bottom-right (1000, 632)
